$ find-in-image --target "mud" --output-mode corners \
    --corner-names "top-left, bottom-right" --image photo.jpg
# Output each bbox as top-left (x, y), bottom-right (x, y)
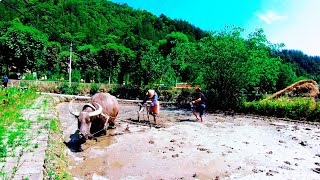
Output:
top-left (57, 102), bottom-right (320, 180)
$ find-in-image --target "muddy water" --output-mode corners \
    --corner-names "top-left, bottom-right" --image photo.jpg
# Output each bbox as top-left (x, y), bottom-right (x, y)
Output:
top-left (57, 103), bottom-right (320, 180)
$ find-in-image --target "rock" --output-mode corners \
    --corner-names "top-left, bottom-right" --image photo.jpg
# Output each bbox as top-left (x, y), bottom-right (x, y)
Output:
top-left (279, 165), bottom-right (294, 170)
top-left (266, 172), bottom-right (273, 176)
top-left (284, 161), bottom-right (291, 165)
top-left (279, 140), bottom-right (285, 143)
top-left (252, 169), bottom-right (264, 173)
top-left (197, 147), bottom-right (208, 151)
top-left (266, 151), bottom-right (273, 154)
top-left (312, 168), bottom-right (320, 174)
top-left (172, 154), bottom-right (179, 158)
top-left (299, 141), bottom-right (308, 146)
top-left (192, 173), bottom-right (198, 178)
top-left (292, 137), bottom-right (298, 140)
top-left (149, 140), bottom-right (155, 144)
top-left (266, 170), bottom-right (279, 176)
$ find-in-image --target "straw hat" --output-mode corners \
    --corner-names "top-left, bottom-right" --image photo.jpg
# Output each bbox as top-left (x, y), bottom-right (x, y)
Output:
top-left (146, 89), bottom-right (155, 97)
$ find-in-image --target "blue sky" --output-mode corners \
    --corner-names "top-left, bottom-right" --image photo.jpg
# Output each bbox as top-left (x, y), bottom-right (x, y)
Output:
top-left (111, 0), bottom-right (320, 56)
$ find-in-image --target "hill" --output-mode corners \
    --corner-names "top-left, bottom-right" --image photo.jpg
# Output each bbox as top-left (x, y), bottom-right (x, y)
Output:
top-left (0, 0), bottom-right (319, 110)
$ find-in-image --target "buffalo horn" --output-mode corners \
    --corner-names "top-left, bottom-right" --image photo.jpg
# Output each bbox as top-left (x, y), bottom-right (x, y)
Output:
top-left (88, 103), bottom-right (102, 117)
top-left (68, 99), bottom-right (80, 117)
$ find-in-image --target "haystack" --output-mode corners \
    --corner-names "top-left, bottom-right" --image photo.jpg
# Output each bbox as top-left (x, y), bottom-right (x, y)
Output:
top-left (262, 80), bottom-right (319, 101)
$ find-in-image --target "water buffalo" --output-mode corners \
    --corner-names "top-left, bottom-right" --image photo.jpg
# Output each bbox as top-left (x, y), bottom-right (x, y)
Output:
top-left (69, 93), bottom-right (119, 139)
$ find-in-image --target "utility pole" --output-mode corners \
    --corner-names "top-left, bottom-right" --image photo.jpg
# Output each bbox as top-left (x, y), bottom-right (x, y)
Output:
top-left (69, 41), bottom-right (72, 87)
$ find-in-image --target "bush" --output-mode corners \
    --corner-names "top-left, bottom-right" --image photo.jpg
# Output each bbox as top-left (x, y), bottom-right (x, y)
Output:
top-left (90, 83), bottom-right (100, 96)
top-left (58, 83), bottom-right (79, 95)
top-left (243, 97), bottom-right (319, 121)
top-left (156, 89), bottom-right (177, 102)
top-left (176, 88), bottom-right (194, 108)
top-left (24, 73), bottom-right (34, 80)
top-left (109, 85), bottom-right (144, 99)
top-left (70, 83), bottom-right (80, 95)
top-left (59, 83), bottom-right (69, 94)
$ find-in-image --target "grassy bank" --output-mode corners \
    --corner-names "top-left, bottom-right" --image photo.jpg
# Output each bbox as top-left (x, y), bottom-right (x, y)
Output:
top-left (43, 95), bottom-right (72, 179)
top-left (243, 97), bottom-right (320, 122)
top-left (44, 117), bottom-right (71, 180)
top-left (0, 88), bottom-right (71, 179)
top-left (0, 88), bottom-right (37, 178)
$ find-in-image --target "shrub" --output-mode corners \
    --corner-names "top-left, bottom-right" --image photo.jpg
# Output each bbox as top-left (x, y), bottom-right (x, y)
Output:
top-left (90, 83), bottom-right (100, 96)
top-left (70, 83), bottom-right (80, 95)
top-left (59, 83), bottom-right (69, 94)
top-left (24, 73), bottom-right (34, 80)
top-left (243, 97), bottom-right (319, 121)
top-left (176, 88), bottom-right (194, 108)
top-left (109, 85), bottom-right (144, 99)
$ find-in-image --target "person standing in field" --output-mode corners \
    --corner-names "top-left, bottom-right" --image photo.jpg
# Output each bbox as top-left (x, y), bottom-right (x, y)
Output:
top-left (3, 75), bottom-right (8, 88)
top-left (139, 89), bottom-right (160, 124)
top-left (190, 88), bottom-right (206, 122)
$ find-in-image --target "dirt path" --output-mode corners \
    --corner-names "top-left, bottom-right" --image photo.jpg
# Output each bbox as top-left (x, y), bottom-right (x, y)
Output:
top-left (57, 103), bottom-right (320, 180)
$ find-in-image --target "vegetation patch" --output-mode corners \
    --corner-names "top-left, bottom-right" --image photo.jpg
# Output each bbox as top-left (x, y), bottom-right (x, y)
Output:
top-left (0, 88), bottom-right (37, 178)
top-left (44, 119), bottom-right (71, 180)
top-left (43, 98), bottom-right (71, 180)
top-left (243, 97), bottom-right (320, 122)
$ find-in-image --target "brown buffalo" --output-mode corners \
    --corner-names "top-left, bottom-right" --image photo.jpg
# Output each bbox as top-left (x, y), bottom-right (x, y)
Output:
top-left (69, 93), bottom-right (119, 139)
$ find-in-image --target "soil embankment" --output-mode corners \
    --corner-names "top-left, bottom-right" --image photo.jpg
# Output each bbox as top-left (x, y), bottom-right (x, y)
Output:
top-left (57, 102), bottom-right (320, 179)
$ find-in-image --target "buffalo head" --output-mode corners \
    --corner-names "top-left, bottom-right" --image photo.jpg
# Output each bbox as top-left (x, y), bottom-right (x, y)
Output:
top-left (69, 100), bottom-right (102, 139)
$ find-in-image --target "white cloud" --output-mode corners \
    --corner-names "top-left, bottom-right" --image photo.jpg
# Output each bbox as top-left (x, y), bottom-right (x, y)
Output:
top-left (256, 10), bottom-right (287, 24)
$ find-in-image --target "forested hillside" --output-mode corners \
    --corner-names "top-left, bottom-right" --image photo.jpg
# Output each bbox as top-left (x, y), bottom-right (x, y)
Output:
top-left (0, 0), bottom-right (208, 82)
top-left (0, 0), bottom-right (319, 109)
top-left (275, 50), bottom-right (320, 80)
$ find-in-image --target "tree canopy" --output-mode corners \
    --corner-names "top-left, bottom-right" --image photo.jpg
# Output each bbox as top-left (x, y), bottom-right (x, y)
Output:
top-left (0, 0), bottom-right (319, 109)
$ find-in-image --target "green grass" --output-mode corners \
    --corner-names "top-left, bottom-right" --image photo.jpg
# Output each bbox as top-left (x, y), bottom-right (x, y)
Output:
top-left (0, 88), bottom-right (37, 161)
top-left (0, 88), bottom-right (72, 179)
top-left (243, 97), bottom-right (320, 121)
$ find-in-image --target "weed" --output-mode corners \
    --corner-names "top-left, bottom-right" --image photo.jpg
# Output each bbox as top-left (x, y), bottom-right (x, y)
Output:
top-left (43, 99), bottom-right (48, 112)
top-left (48, 170), bottom-right (57, 179)
top-left (49, 119), bottom-right (59, 133)
top-left (0, 145), bottom-right (7, 158)
top-left (0, 171), bottom-right (7, 179)
top-left (0, 88), bottom-right (37, 176)
top-left (37, 117), bottom-right (47, 122)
